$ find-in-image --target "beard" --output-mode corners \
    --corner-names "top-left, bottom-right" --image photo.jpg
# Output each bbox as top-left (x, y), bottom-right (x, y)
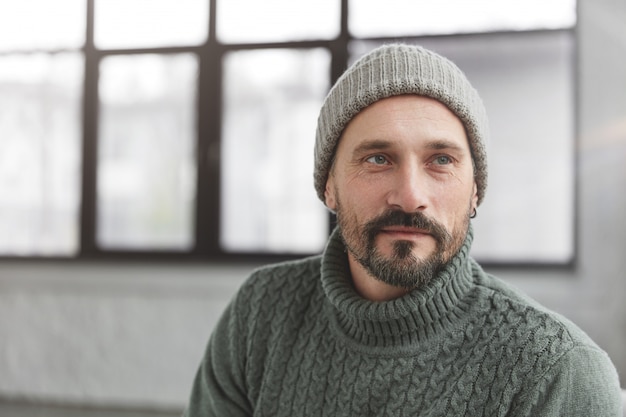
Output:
top-left (335, 201), bottom-right (471, 290)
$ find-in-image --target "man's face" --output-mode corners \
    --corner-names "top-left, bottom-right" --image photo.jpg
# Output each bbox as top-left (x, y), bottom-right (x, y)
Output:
top-left (324, 95), bottom-right (478, 290)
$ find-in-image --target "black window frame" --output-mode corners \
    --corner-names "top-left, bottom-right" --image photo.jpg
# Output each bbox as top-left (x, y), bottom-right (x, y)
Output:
top-left (1, 0), bottom-right (578, 269)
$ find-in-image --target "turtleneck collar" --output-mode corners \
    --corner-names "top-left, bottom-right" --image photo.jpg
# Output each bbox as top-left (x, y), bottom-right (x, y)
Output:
top-left (320, 224), bottom-right (477, 349)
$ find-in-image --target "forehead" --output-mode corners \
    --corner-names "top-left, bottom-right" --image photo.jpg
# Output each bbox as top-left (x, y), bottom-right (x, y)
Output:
top-left (338, 95), bottom-right (469, 152)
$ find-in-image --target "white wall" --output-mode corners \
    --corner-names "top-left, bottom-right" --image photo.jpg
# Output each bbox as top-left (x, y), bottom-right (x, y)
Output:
top-left (0, 262), bottom-right (251, 410)
top-left (1, 0), bottom-right (625, 411)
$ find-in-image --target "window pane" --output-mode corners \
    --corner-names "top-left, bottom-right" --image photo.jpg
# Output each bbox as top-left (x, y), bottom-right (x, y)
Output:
top-left (221, 48), bottom-right (330, 253)
top-left (217, 0), bottom-right (340, 43)
top-left (97, 54), bottom-right (197, 250)
top-left (0, 53), bottom-right (83, 256)
top-left (351, 31), bottom-right (575, 263)
top-left (95, 0), bottom-right (208, 49)
top-left (0, 0), bottom-right (86, 51)
top-left (349, 0), bottom-right (576, 38)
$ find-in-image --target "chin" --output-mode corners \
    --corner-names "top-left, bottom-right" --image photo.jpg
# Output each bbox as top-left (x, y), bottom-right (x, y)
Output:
top-left (381, 240), bottom-right (434, 262)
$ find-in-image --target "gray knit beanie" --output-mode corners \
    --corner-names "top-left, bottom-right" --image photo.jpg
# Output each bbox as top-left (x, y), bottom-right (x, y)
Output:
top-left (314, 43), bottom-right (489, 206)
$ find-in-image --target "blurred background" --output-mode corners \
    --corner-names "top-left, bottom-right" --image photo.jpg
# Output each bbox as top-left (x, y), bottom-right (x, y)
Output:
top-left (0, 0), bottom-right (624, 415)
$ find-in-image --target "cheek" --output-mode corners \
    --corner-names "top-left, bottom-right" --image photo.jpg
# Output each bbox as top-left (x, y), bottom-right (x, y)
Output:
top-left (433, 185), bottom-right (474, 228)
top-left (336, 182), bottom-right (384, 224)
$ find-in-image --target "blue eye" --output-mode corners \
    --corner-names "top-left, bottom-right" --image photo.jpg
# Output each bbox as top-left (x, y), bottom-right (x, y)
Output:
top-left (433, 155), bottom-right (453, 165)
top-left (366, 155), bottom-right (388, 165)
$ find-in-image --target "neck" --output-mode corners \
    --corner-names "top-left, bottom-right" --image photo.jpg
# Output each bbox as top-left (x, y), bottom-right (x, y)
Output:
top-left (347, 253), bottom-right (411, 301)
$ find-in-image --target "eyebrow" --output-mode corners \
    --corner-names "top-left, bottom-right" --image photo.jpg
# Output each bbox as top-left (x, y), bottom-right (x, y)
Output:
top-left (352, 139), bottom-right (393, 155)
top-left (353, 138), bottom-right (467, 155)
top-left (425, 139), bottom-right (467, 153)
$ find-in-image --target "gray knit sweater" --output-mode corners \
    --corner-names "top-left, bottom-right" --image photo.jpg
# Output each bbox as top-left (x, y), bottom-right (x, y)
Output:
top-left (184, 228), bottom-right (622, 416)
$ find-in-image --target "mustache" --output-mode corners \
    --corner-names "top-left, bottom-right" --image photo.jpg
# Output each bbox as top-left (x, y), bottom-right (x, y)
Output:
top-left (363, 210), bottom-right (451, 246)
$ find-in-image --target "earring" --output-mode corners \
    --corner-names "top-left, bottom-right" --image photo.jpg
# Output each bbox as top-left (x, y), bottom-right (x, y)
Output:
top-left (470, 208), bottom-right (477, 219)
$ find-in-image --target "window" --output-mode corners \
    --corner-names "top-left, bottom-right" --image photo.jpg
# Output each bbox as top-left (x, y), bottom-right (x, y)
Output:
top-left (220, 48), bottom-right (330, 254)
top-left (0, 0), bottom-right (577, 265)
top-left (97, 53), bottom-right (198, 250)
top-left (0, 0), bottom-right (85, 256)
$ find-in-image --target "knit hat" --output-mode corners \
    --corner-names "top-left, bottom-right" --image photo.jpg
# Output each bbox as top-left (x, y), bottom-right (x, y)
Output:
top-left (314, 43), bottom-right (489, 206)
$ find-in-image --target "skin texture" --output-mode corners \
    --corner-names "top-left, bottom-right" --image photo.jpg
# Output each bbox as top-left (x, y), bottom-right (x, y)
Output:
top-left (324, 95), bottom-right (478, 301)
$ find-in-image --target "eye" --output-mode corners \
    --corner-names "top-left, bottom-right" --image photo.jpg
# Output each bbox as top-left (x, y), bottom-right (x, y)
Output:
top-left (365, 154), bottom-right (389, 165)
top-left (432, 155), bottom-right (453, 165)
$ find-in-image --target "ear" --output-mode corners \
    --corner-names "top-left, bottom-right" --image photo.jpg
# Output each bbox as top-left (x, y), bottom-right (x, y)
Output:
top-left (470, 181), bottom-right (478, 212)
top-left (324, 174), bottom-right (337, 211)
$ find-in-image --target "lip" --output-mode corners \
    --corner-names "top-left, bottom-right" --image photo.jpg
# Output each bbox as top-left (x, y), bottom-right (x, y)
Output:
top-left (379, 226), bottom-right (431, 238)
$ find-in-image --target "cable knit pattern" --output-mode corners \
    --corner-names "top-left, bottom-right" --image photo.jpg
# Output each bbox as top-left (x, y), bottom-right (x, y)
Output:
top-left (184, 227), bottom-right (622, 417)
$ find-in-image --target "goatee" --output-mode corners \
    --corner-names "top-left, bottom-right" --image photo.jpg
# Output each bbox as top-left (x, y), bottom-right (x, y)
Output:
top-left (337, 208), bottom-right (469, 290)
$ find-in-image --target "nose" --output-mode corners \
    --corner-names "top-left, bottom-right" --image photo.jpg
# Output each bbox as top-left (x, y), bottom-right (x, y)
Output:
top-left (386, 164), bottom-right (429, 213)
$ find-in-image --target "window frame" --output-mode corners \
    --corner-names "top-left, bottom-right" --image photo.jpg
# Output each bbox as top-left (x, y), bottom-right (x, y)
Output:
top-left (0, 0), bottom-right (578, 268)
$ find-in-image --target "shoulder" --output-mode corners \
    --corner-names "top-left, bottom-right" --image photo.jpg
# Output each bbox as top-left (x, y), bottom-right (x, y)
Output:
top-left (240, 255), bottom-right (322, 296)
top-left (470, 266), bottom-right (621, 414)
top-left (232, 255), bottom-right (323, 321)
top-left (472, 267), bottom-right (598, 351)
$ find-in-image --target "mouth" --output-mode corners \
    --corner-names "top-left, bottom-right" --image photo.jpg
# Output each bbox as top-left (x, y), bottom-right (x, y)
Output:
top-left (378, 226), bottom-right (432, 240)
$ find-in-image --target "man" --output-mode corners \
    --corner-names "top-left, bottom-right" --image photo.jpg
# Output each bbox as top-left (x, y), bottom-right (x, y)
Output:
top-left (184, 44), bottom-right (622, 416)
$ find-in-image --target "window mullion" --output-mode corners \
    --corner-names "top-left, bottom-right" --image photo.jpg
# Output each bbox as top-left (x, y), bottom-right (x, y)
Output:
top-left (79, 0), bottom-right (99, 258)
top-left (194, 2), bottom-right (221, 258)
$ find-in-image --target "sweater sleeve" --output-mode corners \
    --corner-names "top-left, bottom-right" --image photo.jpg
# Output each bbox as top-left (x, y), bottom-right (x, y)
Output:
top-left (513, 344), bottom-right (623, 417)
top-left (183, 294), bottom-right (253, 417)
